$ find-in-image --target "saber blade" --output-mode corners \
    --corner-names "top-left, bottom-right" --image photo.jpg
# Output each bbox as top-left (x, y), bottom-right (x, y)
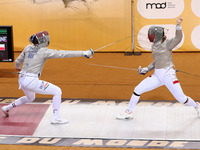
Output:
top-left (94, 36), bottom-right (132, 52)
top-left (86, 64), bottom-right (200, 78)
top-left (86, 63), bottom-right (138, 71)
top-left (0, 71), bottom-right (19, 74)
top-left (176, 69), bottom-right (200, 78)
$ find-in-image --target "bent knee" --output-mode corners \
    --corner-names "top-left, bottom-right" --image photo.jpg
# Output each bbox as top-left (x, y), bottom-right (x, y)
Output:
top-left (134, 86), bottom-right (143, 95)
top-left (176, 95), bottom-right (187, 104)
top-left (55, 87), bottom-right (62, 95)
top-left (26, 94), bottom-right (35, 103)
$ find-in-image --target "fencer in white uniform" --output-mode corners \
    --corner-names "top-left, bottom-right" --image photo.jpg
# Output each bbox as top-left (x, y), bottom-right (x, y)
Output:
top-left (1, 31), bottom-right (94, 124)
top-left (117, 17), bottom-right (200, 120)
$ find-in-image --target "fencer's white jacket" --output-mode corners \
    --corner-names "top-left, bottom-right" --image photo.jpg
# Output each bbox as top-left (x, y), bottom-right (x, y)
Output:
top-left (15, 45), bottom-right (85, 75)
top-left (147, 25), bottom-right (182, 71)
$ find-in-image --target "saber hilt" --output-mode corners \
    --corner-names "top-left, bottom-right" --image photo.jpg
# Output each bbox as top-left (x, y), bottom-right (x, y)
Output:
top-left (84, 48), bottom-right (94, 59)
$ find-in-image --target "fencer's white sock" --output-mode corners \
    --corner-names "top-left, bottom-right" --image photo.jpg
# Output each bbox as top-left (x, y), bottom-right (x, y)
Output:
top-left (6, 96), bottom-right (28, 110)
top-left (52, 94), bottom-right (61, 118)
top-left (185, 97), bottom-right (198, 108)
top-left (127, 93), bottom-right (140, 113)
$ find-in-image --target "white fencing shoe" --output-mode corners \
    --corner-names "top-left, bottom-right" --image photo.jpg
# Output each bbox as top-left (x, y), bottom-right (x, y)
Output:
top-left (51, 117), bottom-right (69, 124)
top-left (195, 102), bottom-right (200, 117)
top-left (1, 106), bottom-right (9, 117)
top-left (116, 110), bottom-right (133, 120)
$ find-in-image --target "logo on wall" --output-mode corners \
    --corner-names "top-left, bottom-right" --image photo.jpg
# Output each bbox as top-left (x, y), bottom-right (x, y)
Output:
top-left (137, 0), bottom-right (184, 19)
top-left (146, 2), bottom-right (167, 9)
top-left (137, 25), bottom-right (184, 51)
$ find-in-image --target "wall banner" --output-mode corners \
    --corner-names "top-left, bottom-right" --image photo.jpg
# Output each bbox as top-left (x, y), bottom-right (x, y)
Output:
top-left (0, 0), bottom-right (131, 52)
top-left (134, 0), bottom-right (200, 52)
top-left (1, 0), bottom-right (199, 52)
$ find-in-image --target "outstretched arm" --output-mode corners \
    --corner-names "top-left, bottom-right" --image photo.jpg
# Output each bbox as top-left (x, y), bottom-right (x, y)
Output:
top-left (168, 17), bottom-right (183, 50)
top-left (44, 48), bottom-right (93, 59)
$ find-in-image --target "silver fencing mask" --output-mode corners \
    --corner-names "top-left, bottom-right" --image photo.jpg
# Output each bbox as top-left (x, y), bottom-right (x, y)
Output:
top-left (29, 31), bottom-right (50, 48)
top-left (148, 26), bottom-right (164, 43)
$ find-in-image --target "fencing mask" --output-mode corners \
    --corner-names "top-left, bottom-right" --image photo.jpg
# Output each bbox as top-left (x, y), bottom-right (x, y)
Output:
top-left (148, 26), bottom-right (164, 43)
top-left (29, 31), bottom-right (50, 48)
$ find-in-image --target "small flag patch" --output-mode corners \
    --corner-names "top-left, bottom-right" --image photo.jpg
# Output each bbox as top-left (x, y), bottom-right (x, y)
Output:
top-left (44, 83), bottom-right (49, 90)
top-left (53, 109), bottom-right (58, 113)
top-left (173, 80), bottom-right (179, 84)
top-left (0, 44), bottom-right (5, 51)
top-left (12, 102), bottom-right (16, 107)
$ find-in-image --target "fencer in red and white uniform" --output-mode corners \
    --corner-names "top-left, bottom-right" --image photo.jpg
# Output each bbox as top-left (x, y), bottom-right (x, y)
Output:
top-left (117, 17), bottom-right (200, 120)
top-left (1, 31), bottom-right (94, 124)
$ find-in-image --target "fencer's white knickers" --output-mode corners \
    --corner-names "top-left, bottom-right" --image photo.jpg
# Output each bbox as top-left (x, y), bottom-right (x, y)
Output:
top-left (19, 73), bottom-right (61, 96)
top-left (135, 67), bottom-right (187, 103)
top-left (127, 67), bottom-right (196, 113)
top-left (10, 72), bottom-right (62, 118)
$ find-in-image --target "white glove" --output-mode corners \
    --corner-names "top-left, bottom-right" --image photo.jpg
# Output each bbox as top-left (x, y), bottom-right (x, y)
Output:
top-left (83, 48), bottom-right (94, 58)
top-left (138, 66), bottom-right (148, 75)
